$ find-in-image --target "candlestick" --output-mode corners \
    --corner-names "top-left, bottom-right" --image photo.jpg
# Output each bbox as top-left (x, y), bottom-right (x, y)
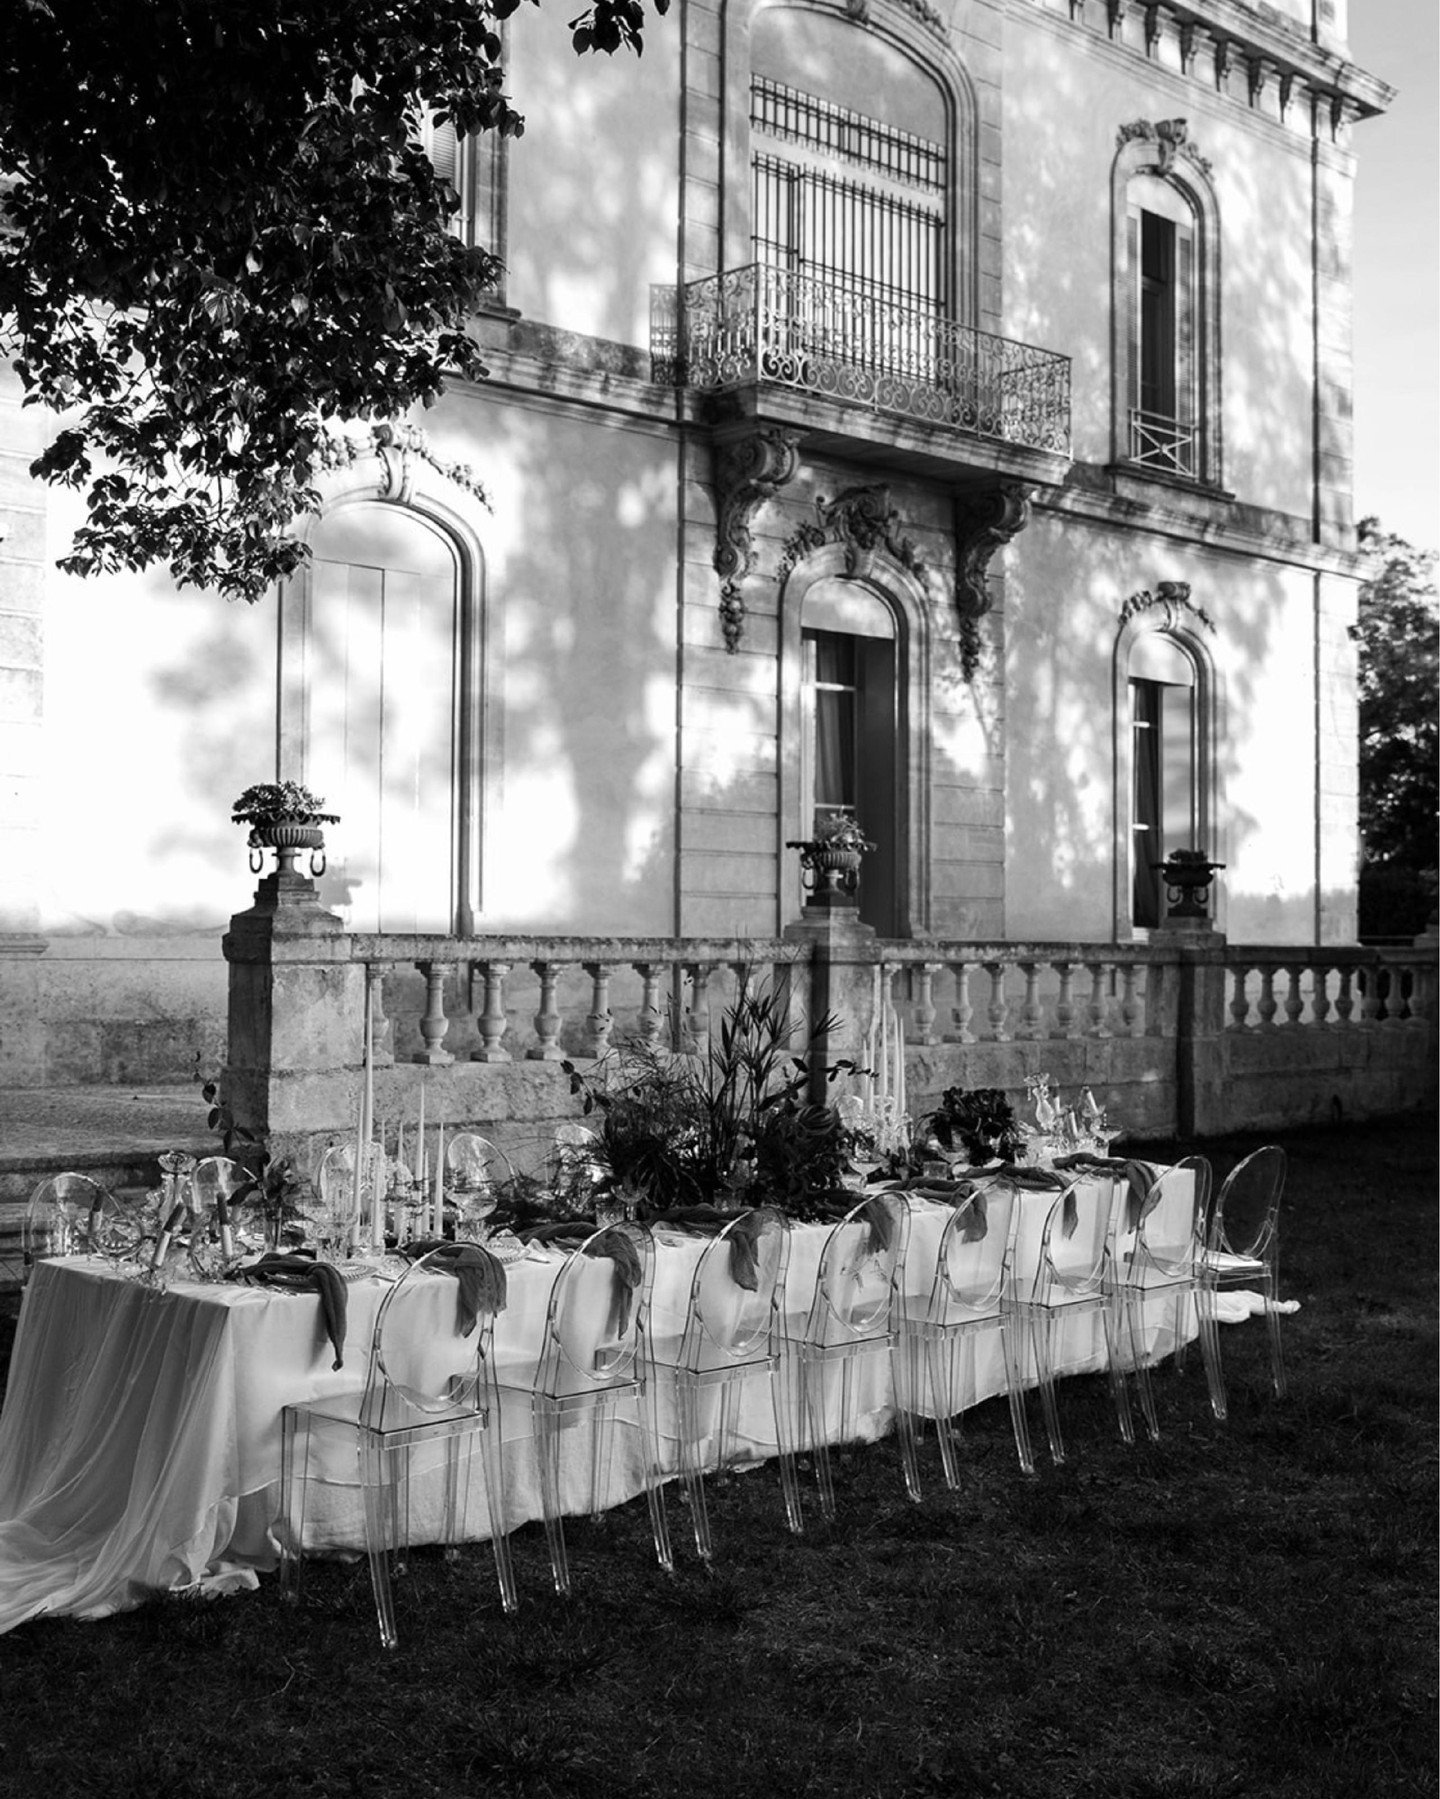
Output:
top-left (433, 1119), bottom-right (446, 1238)
top-left (216, 1192), bottom-right (235, 1263)
top-left (417, 1082), bottom-right (427, 1187)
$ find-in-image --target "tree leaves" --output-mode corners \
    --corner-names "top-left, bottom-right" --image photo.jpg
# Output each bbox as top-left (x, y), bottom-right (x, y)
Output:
top-left (0, 0), bottom-right (667, 601)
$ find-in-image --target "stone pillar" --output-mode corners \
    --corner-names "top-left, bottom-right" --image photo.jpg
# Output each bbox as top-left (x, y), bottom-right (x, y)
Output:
top-left (1155, 927), bottom-right (1229, 1139)
top-left (782, 907), bottom-right (878, 1105)
top-left (222, 857), bottom-right (361, 1160)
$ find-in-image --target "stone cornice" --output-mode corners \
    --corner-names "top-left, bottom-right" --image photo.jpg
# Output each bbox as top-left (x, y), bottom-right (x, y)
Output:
top-left (1035, 465), bottom-right (1370, 577)
top-left (1012, 0), bottom-right (1394, 136)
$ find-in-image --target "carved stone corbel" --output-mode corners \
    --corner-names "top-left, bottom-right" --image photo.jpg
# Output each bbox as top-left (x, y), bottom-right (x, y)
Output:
top-left (713, 428), bottom-right (801, 652)
top-left (952, 482), bottom-right (1032, 679)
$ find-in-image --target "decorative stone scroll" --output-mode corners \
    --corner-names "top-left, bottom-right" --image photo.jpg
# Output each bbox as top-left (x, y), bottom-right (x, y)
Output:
top-left (315, 420), bottom-right (491, 511)
top-left (776, 484), bottom-right (926, 591)
top-left (712, 428), bottom-right (802, 654)
top-left (713, 428), bottom-right (801, 652)
top-left (844, 0), bottom-right (947, 40)
top-left (1117, 579), bottom-right (1215, 634)
top-left (1116, 117), bottom-right (1213, 179)
top-left (952, 482), bottom-right (1032, 680)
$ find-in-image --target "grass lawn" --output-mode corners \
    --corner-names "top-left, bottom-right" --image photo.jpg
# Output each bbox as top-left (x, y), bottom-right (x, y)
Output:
top-left (0, 1115), bottom-right (1434, 1799)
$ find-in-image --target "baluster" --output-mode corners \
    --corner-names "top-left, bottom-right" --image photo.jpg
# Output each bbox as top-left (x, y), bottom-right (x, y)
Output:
top-left (1359, 963), bottom-right (1381, 1026)
top-left (912, 962), bottom-right (940, 1046)
top-left (1229, 966), bottom-right (1251, 1029)
top-left (1403, 962), bottom-right (1428, 1029)
top-left (1256, 967), bottom-right (1279, 1029)
top-left (583, 962), bottom-right (614, 1059)
top-left (1283, 965), bottom-right (1305, 1027)
top-left (1334, 965), bottom-right (1355, 1026)
top-left (1311, 964), bottom-right (1332, 1028)
top-left (1018, 962), bottom-right (1043, 1039)
top-left (527, 960), bottom-right (564, 1061)
top-left (368, 964), bottom-right (395, 1064)
top-left (947, 962), bottom-right (976, 1044)
top-left (685, 963), bottom-right (714, 1053)
top-left (414, 961), bottom-right (455, 1065)
top-left (472, 960), bottom-right (512, 1063)
top-left (983, 962), bottom-right (1010, 1042)
top-left (633, 962), bottom-right (665, 1048)
top-left (1119, 963), bottom-right (1142, 1036)
top-left (1054, 961), bottom-right (1079, 1039)
top-left (1086, 962), bottom-right (1111, 1038)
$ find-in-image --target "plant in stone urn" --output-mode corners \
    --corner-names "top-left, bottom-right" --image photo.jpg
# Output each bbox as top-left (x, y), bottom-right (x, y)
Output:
top-left (787, 814), bottom-right (878, 907)
top-left (231, 780), bottom-right (339, 876)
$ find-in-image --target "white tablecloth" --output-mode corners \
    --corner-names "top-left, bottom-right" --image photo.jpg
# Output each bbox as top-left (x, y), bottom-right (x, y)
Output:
top-left (0, 1182), bottom-right (1195, 1634)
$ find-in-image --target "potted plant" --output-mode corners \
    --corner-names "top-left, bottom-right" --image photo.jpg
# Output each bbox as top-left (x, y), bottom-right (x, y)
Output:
top-left (231, 780), bottom-right (339, 875)
top-left (786, 814), bottom-right (877, 906)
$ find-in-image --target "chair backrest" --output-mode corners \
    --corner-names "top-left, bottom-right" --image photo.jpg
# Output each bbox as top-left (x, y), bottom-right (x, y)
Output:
top-left (446, 1132), bottom-right (514, 1193)
top-left (682, 1207), bottom-right (790, 1368)
top-left (22, 1172), bottom-right (112, 1270)
top-left (1124, 1157), bottom-right (1212, 1279)
top-left (1027, 1176), bottom-right (1118, 1302)
top-left (807, 1192), bottom-right (909, 1346)
top-left (537, 1221), bottom-right (656, 1396)
top-left (1210, 1145), bottom-right (1286, 1261)
top-left (363, 1246), bottom-right (504, 1431)
top-left (190, 1155), bottom-right (250, 1213)
top-left (930, 1177), bottom-right (1023, 1321)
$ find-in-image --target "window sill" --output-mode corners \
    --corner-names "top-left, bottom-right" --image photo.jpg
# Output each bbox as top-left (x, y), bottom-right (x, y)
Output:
top-left (1106, 460), bottom-right (1234, 504)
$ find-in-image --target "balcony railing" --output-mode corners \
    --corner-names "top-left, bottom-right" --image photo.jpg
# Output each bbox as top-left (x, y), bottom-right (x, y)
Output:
top-left (1127, 406), bottom-right (1198, 477)
top-left (652, 264), bottom-right (1071, 456)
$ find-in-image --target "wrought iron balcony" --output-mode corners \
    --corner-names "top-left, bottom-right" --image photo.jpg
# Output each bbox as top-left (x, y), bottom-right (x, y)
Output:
top-left (651, 264), bottom-right (1071, 459)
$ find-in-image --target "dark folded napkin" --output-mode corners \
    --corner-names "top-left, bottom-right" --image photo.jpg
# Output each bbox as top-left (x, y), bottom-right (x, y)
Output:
top-left (1052, 1155), bottom-right (1160, 1230)
top-left (858, 1193), bottom-right (898, 1256)
top-left (240, 1252), bottom-right (348, 1371)
top-left (402, 1239), bottom-right (508, 1337)
top-left (583, 1226), bottom-right (644, 1340)
top-left (651, 1205), bottom-right (766, 1291)
top-left (954, 1190), bottom-right (988, 1242)
top-left (518, 1220), bottom-right (594, 1251)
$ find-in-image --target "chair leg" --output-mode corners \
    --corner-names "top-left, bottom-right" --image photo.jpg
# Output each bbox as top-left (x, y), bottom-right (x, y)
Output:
top-left (278, 1409), bottom-right (306, 1603)
top-left (1123, 1288), bottom-right (1160, 1443)
top-left (1101, 1296), bottom-right (1137, 1448)
top-left (803, 1354), bottom-right (838, 1522)
top-left (1030, 1311), bottom-right (1068, 1466)
top-left (476, 1417), bottom-right (518, 1615)
top-left (677, 1373), bottom-right (714, 1563)
top-left (890, 1335), bottom-right (923, 1504)
top-left (634, 1376), bottom-right (674, 1576)
top-left (926, 1333), bottom-right (962, 1492)
top-left (534, 1400), bottom-right (571, 1597)
top-left (1263, 1272), bottom-right (1287, 1398)
top-left (999, 1317), bottom-right (1036, 1477)
top-left (361, 1436), bottom-right (400, 1651)
top-left (1197, 1278), bottom-right (1228, 1423)
top-left (769, 1355), bottom-right (804, 1536)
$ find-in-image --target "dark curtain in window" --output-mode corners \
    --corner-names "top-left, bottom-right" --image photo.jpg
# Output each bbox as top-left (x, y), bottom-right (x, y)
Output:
top-left (1132, 679), bottom-right (1163, 927)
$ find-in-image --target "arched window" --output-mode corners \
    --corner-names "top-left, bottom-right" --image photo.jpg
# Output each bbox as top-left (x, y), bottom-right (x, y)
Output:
top-left (1112, 607), bottom-right (1216, 937)
top-left (278, 453), bottom-right (491, 936)
top-left (1111, 126), bottom-right (1221, 487)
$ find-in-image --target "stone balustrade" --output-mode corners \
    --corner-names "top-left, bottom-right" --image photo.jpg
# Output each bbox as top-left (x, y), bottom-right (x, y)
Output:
top-left (1223, 946), bottom-right (1436, 1032)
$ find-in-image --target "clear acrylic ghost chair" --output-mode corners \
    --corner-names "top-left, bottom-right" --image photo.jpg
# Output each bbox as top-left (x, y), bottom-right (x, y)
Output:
top-left (21, 1172), bottom-right (111, 1280)
top-left (445, 1132), bottom-right (514, 1242)
top-left (792, 1191), bottom-right (913, 1519)
top-left (279, 1245), bottom-right (516, 1650)
top-left (650, 1207), bottom-right (803, 1560)
top-left (549, 1122), bottom-right (605, 1211)
top-left (892, 1178), bottom-right (1036, 1491)
top-left (1013, 1175), bottom-right (1135, 1465)
top-left (1201, 1145), bottom-right (1289, 1416)
top-left (1109, 1157), bottom-right (1222, 1440)
top-left (514, 1220), bottom-right (673, 1595)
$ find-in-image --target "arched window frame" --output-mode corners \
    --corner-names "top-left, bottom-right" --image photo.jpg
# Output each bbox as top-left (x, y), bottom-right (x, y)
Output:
top-left (1111, 605), bottom-right (1219, 940)
top-left (779, 542), bottom-right (932, 936)
top-left (1110, 129), bottom-right (1223, 489)
top-left (276, 442), bottom-right (496, 935)
top-left (719, 0), bottom-right (984, 332)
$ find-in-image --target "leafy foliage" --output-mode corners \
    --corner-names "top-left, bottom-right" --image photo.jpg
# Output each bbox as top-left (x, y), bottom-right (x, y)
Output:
top-left (0, 0), bottom-right (668, 601)
top-left (928, 1086), bottom-right (1023, 1164)
top-left (196, 1068), bottom-right (314, 1238)
top-left (230, 781), bottom-right (340, 827)
top-left (563, 991), bottom-right (858, 1219)
top-left (1350, 521), bottom-right (1438, 879)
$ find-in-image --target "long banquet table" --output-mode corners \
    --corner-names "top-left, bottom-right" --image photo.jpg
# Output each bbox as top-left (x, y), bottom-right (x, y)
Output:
top-left (0, 1180), bottom-right (1199, 1636)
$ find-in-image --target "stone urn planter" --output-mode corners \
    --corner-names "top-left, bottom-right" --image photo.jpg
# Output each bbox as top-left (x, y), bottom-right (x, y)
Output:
top-left (787, 818), bottom-right (877, 909)
top-left (1155, 848), bottom-right (1225, 922)
top-left (232, 782), bottom-right (339, 879)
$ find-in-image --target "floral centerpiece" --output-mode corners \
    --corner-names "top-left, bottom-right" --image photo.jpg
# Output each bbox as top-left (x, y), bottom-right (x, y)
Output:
top-left (927, 1086), bottom-right (1024, 1165)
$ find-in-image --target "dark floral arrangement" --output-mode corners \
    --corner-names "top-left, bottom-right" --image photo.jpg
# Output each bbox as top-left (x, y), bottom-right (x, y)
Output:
top-left (230, 780), bottom-right (340, 829)
top-left (928, 1086), bottom-right (1024, 1165)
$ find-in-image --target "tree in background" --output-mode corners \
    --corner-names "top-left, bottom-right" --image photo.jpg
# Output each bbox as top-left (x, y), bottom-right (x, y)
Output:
top-left (1350, 518), bottom-right (1439, 939)
top-left (0, 0), bottom-right (665, 602)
